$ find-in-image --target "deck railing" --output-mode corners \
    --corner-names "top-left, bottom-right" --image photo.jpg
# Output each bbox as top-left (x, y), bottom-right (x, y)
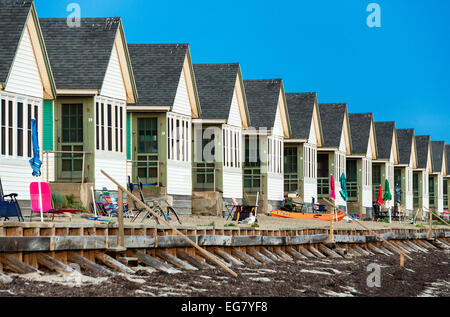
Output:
top-left (317, 177), bottom-right (329, 196)
top-left (192, 164), bottom-right (217, 192)
top-left (43, 150), bottom-right (91, 184)
top-left (347, 181), bottom-right (358, 201)
top-left (128, 160), bottom-right (160, 186)
top-left (243, 173), bottom-right (263, 194)
top-left (284, 173), bottom-right (298, 194)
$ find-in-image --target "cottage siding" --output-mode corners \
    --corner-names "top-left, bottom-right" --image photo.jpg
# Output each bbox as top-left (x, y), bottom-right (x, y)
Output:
top-left (362, 142), bottom-right (373, 208)
top-left (303, 177), bottom-right (317, 204)
top-left (94, 152), bottom-right (127, 190)
top-left (167, 161), bottom-right (192, 195)
top-left (272, 105), bottom-right (283, 137)
top-left (101, 43), bottom-right (127, 101)
top-left (267, 173), bottom-right (284, 201)
top-left (223, 167), bottom-right (243, 199)
top-left (227, 89), bottom-right (242, 128)
top-left (5, 26), bottom-right (43, 99)
top-left (422, 171), bottom-right (429, 211)
top-left (166, 70), bottom-right (192, 196)
top-left (438, 174), bottom-right (444, 212)
top-left (308, 120), bottom-right (316, 145)
top-left (171, 71), bottom-right (191, 117)
top-left (338, 129), bottom-right (346, 153)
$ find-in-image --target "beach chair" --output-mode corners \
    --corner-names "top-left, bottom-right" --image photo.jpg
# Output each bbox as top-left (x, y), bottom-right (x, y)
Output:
top-left (29, 182), bottom-right (81, 221)
top-left (130, 177), bottom-right (181, 224)
top-left (225, 198), bottom-right (239, 219)
top-left (0, 178), bottom-right (24, 221)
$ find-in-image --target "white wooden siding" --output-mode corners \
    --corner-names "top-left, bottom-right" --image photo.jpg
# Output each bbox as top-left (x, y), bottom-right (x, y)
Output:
top-left (227, 89), bottom-right (242, 128)
top-left (272, 105), bottom-right (283, 137)
top-left (334, 178), bottom-right (347, 208)
top-left (101, 43), bottom-right (127, 101)
top-left (338, 129), bottom-right (346, 153)
top-left (303, 178), bottom-right (317, 204)
top-left (422, 171), bottom-right (429, 211)
top-left (171, 70), bottom-right (191, 117)
top-left (308, 120), bottom-right (317, 145)
top-left (5, 26), bottom-right (43, 99)
top-left (167, 161), bottom-right (192, 195)
top-left (94, 152), bottom-right (127, 190)
top-left (437, 174), bottom-right (443, 212)
top-left (267, 173), bottom-right (284, 201)
top-left (223, 167), bottom-right (243, 199)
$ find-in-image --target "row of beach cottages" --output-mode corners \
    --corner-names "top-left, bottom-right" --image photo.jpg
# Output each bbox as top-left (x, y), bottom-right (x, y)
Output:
top-left (0, 1), bottom-right (448, 217)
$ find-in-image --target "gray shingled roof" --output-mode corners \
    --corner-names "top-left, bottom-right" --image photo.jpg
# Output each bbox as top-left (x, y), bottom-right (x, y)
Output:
top-left (244, 79), bottom-right (282, 129)
top-left (446, 145), bottom-right (450, 175)
top-left (431, 141), bottom-right (445, 173)
top-left (193, 63), bottom-right (239, 120)
top-left (396, 129), bottom-right (415, 165)
top-left (128, 44), bottom-right (187, 106)
top-left (348, 113), bottom-right (374, 155)
top-left (0, 0), bottom-right (33, 84)
top-left (374, 122), bottom-right (395, 160)
top-left (318, 103), bottom-right (348, 148)
top-left (415, 135), bottom-right (431, 169)
top-left (40, 18), bottom-right (120, 90)
top-left (285, 93), bottom-right (316, 140)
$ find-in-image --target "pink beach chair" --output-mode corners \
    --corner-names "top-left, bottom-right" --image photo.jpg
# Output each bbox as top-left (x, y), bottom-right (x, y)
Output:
top-left (29, 182), bottom-right (81, 221)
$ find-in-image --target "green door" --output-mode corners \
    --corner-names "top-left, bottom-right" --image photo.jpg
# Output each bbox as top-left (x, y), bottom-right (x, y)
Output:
top-left (135, 117), bottom-right (158, 184)
top-left (58, 104), bottom-right (84, 181)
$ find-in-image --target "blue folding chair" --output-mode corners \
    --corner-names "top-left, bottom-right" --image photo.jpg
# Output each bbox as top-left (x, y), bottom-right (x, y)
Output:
top-left (0, 178), bottom-right (24, 221)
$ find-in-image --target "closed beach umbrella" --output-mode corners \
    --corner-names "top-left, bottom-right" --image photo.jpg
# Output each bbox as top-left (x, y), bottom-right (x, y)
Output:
top-left (29, 119), bottom-right (42, 177)
top-left (339, 172), bottom-right (348, 202)
top-left (376, 185), bottom-right (384, 205)
top-left (28, 119), bottom-right (43, 222)
top-left (329, 174), bottom-right (336, 201)
top-left (383, 179), bottom-right (392, 201)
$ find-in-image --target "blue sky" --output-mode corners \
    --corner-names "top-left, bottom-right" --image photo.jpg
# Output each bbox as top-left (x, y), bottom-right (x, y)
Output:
top-left (35, 0), bottom-right (450, 143)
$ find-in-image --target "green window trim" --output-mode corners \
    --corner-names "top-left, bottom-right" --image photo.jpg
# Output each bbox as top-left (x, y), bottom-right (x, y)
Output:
top-left (42, 100), bottom-right (53, 151)
top-left (126, 113), bottom-right (131, 160)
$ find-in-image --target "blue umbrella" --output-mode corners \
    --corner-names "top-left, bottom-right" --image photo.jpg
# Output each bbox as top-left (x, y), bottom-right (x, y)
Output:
top-left (29, 118), bottom-right (43, 222)
top-left (29, 119), bottom-right (42, 177)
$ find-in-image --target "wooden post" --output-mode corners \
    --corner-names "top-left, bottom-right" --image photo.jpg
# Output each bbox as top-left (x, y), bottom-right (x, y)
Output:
top-left (157, 161), bottom-right (160, 187)
top-left (100, 169), bottom-right (238, 278)
top-left (81, 152), bottom-right (86, 184)
top-left (400, 253), bottom-right (405, 267)
top-left (118, 188), bottom-right (125, 248)
top-left (329, 206), bottom-right (334, 242)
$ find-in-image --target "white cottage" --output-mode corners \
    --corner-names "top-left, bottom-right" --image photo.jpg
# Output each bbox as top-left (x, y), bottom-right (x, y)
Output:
top-left (430, 141), bottom-right (447, 213)
top-left (39, 17), bottom-right (138, 192)
top-left (0, 0), bottom-right (56, 200)
top-left (243, 79), bottom-right (291, 211)
top-left (191, 63), bottom-right (250, 212)
top-left (413, 135), bottom-right (433, 217)
top-left (283, 93), bottom-right (323, 208)
top-left (127, 44), bottom-right (201, 214)
top-left (317, 103), bottom-right (352, 210)
top-left (395, 129), bottom-right (418, 216)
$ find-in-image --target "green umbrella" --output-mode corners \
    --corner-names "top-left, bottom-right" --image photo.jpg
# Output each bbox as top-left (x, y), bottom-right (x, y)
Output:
top-left (339, 172), bottom-right (348, 202)
top-left (383, 179), bottom-right (392, 201)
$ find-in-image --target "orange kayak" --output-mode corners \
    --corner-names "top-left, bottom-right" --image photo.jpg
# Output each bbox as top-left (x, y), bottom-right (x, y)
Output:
top-left (270, 210), bottom-right (346, 221)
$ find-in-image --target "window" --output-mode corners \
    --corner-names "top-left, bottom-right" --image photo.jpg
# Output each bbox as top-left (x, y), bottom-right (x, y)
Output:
top-left (167, 113), bottom-right (190, 162)
top-left (1, 98), bottom-right (5, 155)
top-left (223, 126), bottom-right (241, 168)
top-left (304, 144), bottom-right (317, 179)
top-left (372, 164), bottom-right (381, 185)
top-left (107, 104), bottom-right (112, 151)
top-left (17, 102), bottom-right (23, 157)
top-left (8, 100), bottom-right (13, 156)
top-left (95, 98), bottom-right (125, 154)
top-left (268, 136), bottom-right (283, 174)
top-left (0, 94), bottom-right (41, 158)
